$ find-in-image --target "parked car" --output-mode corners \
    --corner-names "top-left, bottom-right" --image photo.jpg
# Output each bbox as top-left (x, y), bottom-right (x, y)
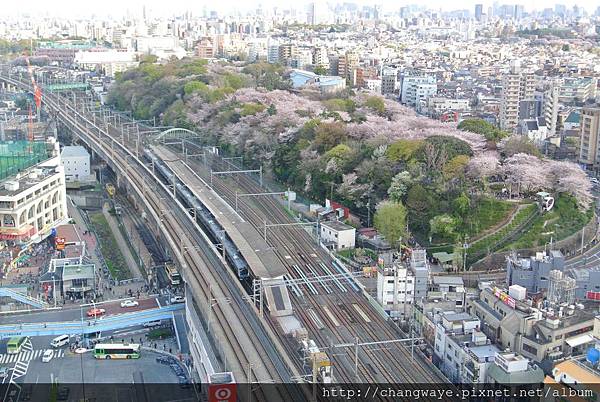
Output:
top-left (170, 295), bottom-right (185, 304)
top-left (42, 350), bottom-right (53, 363)
top-left (120, 299), bottom-right (139, 308)
top-left (86, 308), bottom-right (106, 317)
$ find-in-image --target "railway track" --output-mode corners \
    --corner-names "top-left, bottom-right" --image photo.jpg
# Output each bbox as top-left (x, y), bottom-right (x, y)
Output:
top-left (0, 76), bottom-right (305, 401)
top-left (167, 143), bottom-right (445, 384)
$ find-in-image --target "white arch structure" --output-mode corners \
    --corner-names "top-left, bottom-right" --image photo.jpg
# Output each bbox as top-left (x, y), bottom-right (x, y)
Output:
top-left (153, 127), bottom-right (202, 145)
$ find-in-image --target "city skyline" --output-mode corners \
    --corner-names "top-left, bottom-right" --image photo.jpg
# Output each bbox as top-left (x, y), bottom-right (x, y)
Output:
top-left (3, 0), bottom-right (599, 18)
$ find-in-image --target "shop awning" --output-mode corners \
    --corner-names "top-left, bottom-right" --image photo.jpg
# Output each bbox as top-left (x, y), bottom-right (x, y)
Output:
top-left (566, 334), bottom-right (594, 347)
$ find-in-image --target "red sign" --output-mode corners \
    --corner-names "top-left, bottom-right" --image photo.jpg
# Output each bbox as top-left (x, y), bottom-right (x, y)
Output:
top-left (587, 291), bottom-right (600, 301)
top-left (55, 237), bottom-right (66, 250)
top-left (208, 383), bottom-right (237, 402)
top-left (494, 287), bottom-right (516, 308)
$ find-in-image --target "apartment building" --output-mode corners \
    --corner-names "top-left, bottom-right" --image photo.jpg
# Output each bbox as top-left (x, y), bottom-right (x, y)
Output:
top-left (376, 265), bottom-right (414, 318)
top-left (559, 77), bottom-right (598, 104)
top-left (579, 107), bottom-right (600, 167)
top-left (400, 75), bottom-right (437, 108)
top-left (381, 68), bottom-right (398, 95)
top-left (499, 61), bottom-right (535, 132)
top-left (432, 311), bottom-right (499, 383)
top-left (426, 97), bottom-right (470, 117)
top-left (320, 220), bottom-right (355, 250)
top-left (543, 83), bottom-right (560, 136)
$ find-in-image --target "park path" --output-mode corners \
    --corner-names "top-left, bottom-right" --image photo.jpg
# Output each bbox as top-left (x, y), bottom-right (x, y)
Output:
top-left (468, 203), bottom-right (530, 246)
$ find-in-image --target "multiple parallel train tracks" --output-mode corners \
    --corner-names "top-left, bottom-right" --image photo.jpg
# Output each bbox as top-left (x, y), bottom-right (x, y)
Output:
top-left (166, 143), bottom-right (446, 384)
top-left (0, 74), bottom-right (304, 401)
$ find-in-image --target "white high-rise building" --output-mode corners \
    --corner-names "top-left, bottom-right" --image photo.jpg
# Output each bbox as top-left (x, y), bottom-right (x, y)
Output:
top-left (499, 60), bottom-right (535, 132)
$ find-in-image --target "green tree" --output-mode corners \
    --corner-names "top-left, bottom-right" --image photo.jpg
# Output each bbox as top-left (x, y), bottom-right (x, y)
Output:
top-left (429, 214), bottom-right (457, 241)
top-left (386, 139), bottom-right (423, 162)
top-left (314, 122), bottom-right (347, 152)
top-left (443, 155), bottom-right (470, 180)
top-left (457, 118), bottom-right (508, 142)
top-left (452, 243), bottom-right (464, 272)
top-left (387, 171), bottom-right (412, 202)
top-left (313, 65), bottom-right (328, 75)
top-left (421, 136), bottom-right (473, 160)
top-left (501, 136), bottom-right (542, 157)
top-left (240, 103), bottom-right (266, 116)
top-left (184, 80), bottom-right (209, 96)
top-left (453, 193), bottom-right (471, 218)
top-left (364, 96), bottom-right (385, 114)
top-left (373, 201), bottom-right (407, 249)
top-left (323, 98), bottom-right (356, 113)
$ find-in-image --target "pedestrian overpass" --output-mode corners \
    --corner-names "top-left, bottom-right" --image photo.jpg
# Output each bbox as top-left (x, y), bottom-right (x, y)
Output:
top-left (0, 304), bottom-right (184, 339)
top-left (0, 287), bottom-right (49, 309)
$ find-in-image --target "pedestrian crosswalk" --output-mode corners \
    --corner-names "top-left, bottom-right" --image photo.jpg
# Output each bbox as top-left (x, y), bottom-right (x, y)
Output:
top-left (0, 348), bottom-right (64, 364)
top-left (12, 361), bottom-right (29, 378)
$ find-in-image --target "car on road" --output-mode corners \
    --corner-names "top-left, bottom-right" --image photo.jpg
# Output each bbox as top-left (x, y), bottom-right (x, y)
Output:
top-left (0, 366), bottom-right (8, 379)
top-left (591, 178), bottom-right (599, 184)
top-left (42, 350), bottom-right (53, 363)
top-left (170, 295), bottom-right (185, 304)
top-left (86, 308), bottom-right (106, 317)
top-left (120, 299), bottom-right (139, 308)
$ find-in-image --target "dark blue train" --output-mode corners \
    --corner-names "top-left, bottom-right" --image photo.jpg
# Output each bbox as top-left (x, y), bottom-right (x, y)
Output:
top-left (143, 149), bottom-right (250, 280)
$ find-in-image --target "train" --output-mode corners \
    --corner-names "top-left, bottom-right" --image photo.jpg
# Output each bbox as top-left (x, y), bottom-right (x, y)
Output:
top-left (142, 149), bottom-right (250, 280)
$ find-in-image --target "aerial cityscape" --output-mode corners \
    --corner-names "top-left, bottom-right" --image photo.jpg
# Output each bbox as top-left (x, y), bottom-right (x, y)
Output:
top-left (0, 0), bottom-right (599, 401)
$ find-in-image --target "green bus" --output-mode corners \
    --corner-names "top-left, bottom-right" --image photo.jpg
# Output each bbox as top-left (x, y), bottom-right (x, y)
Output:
top-left (6, 336), bottom-right (28, 354)
top-left (93, 343), bottom-right (140, 360)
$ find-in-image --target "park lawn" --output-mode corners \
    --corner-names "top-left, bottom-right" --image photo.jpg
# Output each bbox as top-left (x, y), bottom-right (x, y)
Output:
top-left (429, 197), bottom-right (514, 245)
top-left (89, 213), bottom-right (132, 281)
top-left (466, 204), bottom-right (537, 263)
top-left (464, 198), bottom-right (514, 238)
top-left (503, 195), bottom-right (592, 250)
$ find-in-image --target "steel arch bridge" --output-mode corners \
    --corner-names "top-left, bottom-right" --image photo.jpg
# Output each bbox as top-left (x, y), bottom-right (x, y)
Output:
top-left (153, 127), bottom-right (202, 144)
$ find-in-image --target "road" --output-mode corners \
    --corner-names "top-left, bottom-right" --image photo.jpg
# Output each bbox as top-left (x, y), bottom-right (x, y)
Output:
top-left (0, 297), bottom-right (160, 325)
top-left (565, 185), bottom-right (600, 270)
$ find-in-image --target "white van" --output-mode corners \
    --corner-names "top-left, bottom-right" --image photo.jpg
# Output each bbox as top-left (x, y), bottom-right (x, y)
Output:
top-left (143, 320), bottom-right (162, 328)
top-left (50, 335), bottom-right (70, 348)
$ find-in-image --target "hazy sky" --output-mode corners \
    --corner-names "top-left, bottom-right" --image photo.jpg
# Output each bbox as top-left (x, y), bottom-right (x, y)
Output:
top-left (3, 0), bottom-right (598, 18)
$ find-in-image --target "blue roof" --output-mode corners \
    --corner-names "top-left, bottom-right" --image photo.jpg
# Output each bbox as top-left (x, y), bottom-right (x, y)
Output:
top-left (565, 111), bottom-right (580, 124)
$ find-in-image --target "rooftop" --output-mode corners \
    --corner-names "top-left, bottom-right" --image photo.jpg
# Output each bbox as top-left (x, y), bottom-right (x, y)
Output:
top-left (61, 145), bottom-right (90, 158)
top-left (321, 220), bottom-right (355, 232)
top-left (62, 264), bottom-right (95, 281)
top-left (0, 165), bottom-right (62, 197)
top-left (432, 275), bottom-right (464, 286)
top-left (0, 141), bottom-right (52, 182)
top-left (553, 358), bottom-right (600, 384)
